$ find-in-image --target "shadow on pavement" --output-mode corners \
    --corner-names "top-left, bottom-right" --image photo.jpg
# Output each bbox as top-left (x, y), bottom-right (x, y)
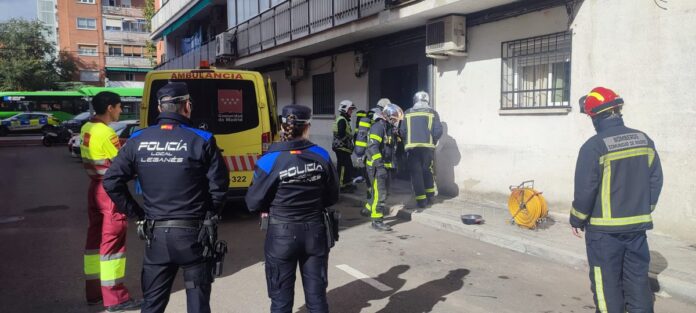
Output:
top-left (377, 268), bottom-right (470, 313)
top-left (295, 265), bottom-right (411, 313)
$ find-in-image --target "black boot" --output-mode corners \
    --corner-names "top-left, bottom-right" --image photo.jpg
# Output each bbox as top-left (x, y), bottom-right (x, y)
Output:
top-left (371, 219), bottom-right (392, 231)
top-left (426, 196), bottom-right (435, 206)
top-left (416, 199), bottom-right (427, 209)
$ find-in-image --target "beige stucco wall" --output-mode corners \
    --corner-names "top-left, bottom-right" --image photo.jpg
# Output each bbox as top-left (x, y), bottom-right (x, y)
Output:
top-left (265, 52), bottom-right (369, 161)
top-left (435, 2), bottom-right (696, 241)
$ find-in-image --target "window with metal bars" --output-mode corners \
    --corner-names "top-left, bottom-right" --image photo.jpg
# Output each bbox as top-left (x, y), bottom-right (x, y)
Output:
top-left (312, 72), bottom-right (334, 115)
top-left (501, 32), bottom-right (571, 110)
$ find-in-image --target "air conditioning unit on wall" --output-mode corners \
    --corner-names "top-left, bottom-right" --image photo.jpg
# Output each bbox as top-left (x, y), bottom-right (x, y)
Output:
top-left (426, 15), bottom-right (467, 59)
top-left (285, 58), bottom-right (305, 82)
top-left (215, 31), bottom-right (236, 57)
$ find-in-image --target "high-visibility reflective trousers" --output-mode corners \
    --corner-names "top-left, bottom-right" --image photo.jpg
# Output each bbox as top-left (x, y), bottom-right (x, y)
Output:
top-left (365, 166), bottom-right (388, 219)
top-left (585, 231), bottom-right (653, 313)
top-left (84, 180), bottom-right (132, 306)
top-left (407, 147), bottom-right (436, 206)
top-left (81, 119), bottom-right (131, 306)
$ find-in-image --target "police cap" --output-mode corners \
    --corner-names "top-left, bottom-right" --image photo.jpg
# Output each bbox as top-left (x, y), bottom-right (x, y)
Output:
top-left (281, 104), bottom-right (311, 125)
top-left (157, 82), bottom-right (190, 105)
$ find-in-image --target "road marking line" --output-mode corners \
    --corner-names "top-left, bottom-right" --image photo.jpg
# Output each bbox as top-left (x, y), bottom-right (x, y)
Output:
top-left (336, 264), bottom-right (392, 292)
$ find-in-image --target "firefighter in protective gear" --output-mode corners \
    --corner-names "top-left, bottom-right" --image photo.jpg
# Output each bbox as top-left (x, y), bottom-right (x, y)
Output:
top-left (246, 104), bottom-right (339, 313)
top-left (353, 107), bottom-right (379, 198)
top-left (80, 91), bottom-right (141, 311)
top-left (333, 99), bottom-right (357, 193)
top-left (104, 82), bottom-right (230, 313)
top-left (400, 91), bottom-right (443, 208)
top-left (364, 103), bottom-right (403, 231)
top-left (571, 87), bottom-right (663, 313)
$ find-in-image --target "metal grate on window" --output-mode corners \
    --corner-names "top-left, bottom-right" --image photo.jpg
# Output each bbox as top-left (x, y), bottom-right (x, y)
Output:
top-left (312, 72), bottom-right (334, 115)
top-left (501, 31), bottom-right (571, 109)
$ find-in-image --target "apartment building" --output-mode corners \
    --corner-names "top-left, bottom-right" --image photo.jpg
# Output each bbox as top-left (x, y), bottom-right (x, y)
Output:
top-left (150, 0), bottom-right (696, 242)
top-left (56, 0), bottom-right (152, 86)
top-left (36, 0), bottom-right (58, 57)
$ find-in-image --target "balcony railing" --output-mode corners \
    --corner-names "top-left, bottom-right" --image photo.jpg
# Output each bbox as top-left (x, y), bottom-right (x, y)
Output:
top-left (151, 0), bottom-right (196, 35)
top-left (156, 40), bottom-right (216, 70)
top-left (234, 0), bottom-right (385, 58)
top-left (104, 30), bottom-right (150, 43)
top-left (106, 56), bottom-right (153, 68)
top-left (102, 5), bottom-right (144, 17)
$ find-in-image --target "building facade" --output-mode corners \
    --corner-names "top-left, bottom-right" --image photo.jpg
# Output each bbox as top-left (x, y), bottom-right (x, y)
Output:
top-left (56, 0), bottom-right (152, 86)
top-left (37, 0), bottom-right (59, 57)
top-left (151, 0), bottom-right (696, 242)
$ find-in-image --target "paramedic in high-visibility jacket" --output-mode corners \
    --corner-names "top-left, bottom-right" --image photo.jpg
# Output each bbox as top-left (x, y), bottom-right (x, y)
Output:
top-left (570, 87), bottom-right (663, 313)
top-left (80, 91), bottom-right (141, 311)
top-left (399, 91), bottom-right (443, 208)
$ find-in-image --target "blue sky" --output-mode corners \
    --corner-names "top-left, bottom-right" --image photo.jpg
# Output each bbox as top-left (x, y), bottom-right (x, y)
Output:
top-left (0, 0), bottom-right (37, 22)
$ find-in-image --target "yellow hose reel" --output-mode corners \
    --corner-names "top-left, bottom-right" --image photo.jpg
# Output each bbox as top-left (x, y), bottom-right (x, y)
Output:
top-left (508, 180), bottom-right (548, 229)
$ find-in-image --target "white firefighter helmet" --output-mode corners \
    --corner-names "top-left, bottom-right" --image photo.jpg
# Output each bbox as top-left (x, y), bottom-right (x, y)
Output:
top-left (413, 91), bottom-right (430, 108)
top-left (376, 98), bottom-right (391, 109)
top-left (382, 103), bottom-right (404, 126)
top-left (338, 100), bottom-right (356, 114)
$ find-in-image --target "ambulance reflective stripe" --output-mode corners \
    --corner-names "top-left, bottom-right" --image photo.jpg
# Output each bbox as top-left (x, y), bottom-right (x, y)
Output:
top-left (100, 252), bottom-right (126, 286)
top-left (359, 121), bottom-right (371, 128)
top-left (369, 134), bottom-right (382, 142)
top-left (355, 141), bottom-right (367, 147)
top-left (593, 267), bottom-right (608, 313)
top-left (84, 249), bottom-right (100, 279)
top-left (597, 147), bottom-right (655, 223)
top-left (223, 154), bottom-right (259, 171)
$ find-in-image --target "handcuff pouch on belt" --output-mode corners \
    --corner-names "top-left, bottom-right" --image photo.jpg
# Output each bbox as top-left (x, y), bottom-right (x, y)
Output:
top-left (323, 208), bottom-right (341, 249)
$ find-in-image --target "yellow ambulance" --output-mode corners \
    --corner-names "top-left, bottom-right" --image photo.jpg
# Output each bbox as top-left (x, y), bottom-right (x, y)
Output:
top-left (141, 64), bottom-right (279, 198)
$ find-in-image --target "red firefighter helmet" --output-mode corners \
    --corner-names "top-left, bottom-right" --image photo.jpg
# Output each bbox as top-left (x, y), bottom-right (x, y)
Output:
top-left (580, 87), bottom-right (624, 118)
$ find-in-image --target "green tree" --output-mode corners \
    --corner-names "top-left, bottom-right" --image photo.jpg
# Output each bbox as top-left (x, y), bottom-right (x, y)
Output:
top-left (143, 0), bottom-right (157, 66)
top-left (0, 19), bottom-right (58, 91)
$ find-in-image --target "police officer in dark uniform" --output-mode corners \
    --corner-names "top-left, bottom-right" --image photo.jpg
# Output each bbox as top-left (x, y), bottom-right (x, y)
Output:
top-left (570, 87), bottom-right (663, 313)
top-left (400, 91), bottom-right (443, 208)
top-left (245, 104), bottom-right (339, 313)
top-left (103, 82), bottom-right (229, 313)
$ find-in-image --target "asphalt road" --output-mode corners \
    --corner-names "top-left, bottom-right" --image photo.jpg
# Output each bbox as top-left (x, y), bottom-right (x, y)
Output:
top-left (0, 146), bottom-right (693, 313)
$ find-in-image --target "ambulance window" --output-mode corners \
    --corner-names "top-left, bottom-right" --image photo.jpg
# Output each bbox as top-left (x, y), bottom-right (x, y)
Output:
top-left (148, 79), bottom-right (260, 134)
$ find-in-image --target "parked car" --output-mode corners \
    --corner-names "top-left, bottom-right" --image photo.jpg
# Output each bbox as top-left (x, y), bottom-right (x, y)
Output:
top-left (0, 112), bottom-right (61, 136)
top-left (69, 120), bottom-right (140, 157)
top-left (62, 111), bottom-right (92, 134)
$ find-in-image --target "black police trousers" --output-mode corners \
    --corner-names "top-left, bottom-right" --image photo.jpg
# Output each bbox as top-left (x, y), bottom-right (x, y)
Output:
top-left (141, 227), bottom-right (212, 313)
top-left (265, 222), bottom-right (329, 313)
top-left (585, 231), bottom-right (653, 313)
top-left (406, 148), bottom-right (435, 206)
top-left (334, 150), bottom-right (355, 189)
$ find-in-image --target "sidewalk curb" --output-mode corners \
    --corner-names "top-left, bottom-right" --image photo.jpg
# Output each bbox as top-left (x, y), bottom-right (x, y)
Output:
top-left (341, 192), bottom-right (696, 304)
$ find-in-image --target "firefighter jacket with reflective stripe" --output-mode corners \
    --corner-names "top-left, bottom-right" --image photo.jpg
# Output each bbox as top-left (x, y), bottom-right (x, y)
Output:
top-left (400, 107), bottom-right (443, 150)
top-left (80, 119), bottom-right (120, 180)
top-left (366, 119), bottom-right (396, 169)
top-left (570, 117), bottom-right (663, 233)
top-left (103, 112), bottom-right (230, 220)
top-left (353, 116), bottom-right (373, 157)
top-left (332, 114), bottom-right (354, 152)
top-left (245, 139), bottom-right (339, 223)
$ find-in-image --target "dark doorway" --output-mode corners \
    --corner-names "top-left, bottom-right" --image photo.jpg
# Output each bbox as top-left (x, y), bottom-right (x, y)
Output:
top-left (379, 64), bottom-right (419, 110)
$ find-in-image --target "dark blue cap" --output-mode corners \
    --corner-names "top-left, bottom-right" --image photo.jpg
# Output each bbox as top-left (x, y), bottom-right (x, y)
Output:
top-left (281, 104), bottom-right (311, 125)
top-left (156, 82), bottom-right (189, 104)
